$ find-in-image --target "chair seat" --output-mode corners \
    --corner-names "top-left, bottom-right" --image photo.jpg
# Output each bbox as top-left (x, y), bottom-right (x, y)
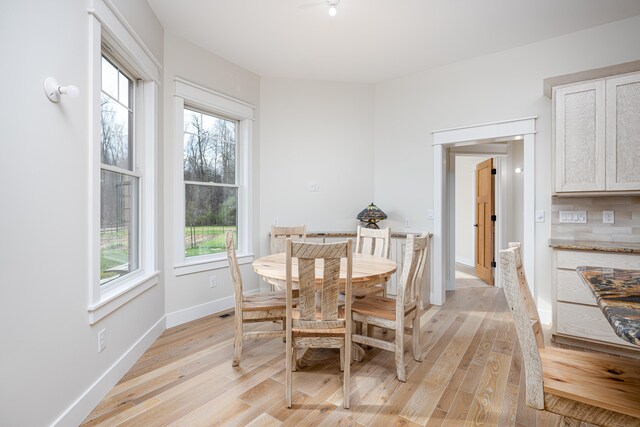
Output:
top-left (540, 347), bottom-right (640, 419)
top-left (242, 291), bottom-right (287, 311)
top-left (291, 306), bottom-right (346, 335)
top-left (351, 295), bottom-right (396, 321)
top-left (352, 285), bottom-right (385, 299)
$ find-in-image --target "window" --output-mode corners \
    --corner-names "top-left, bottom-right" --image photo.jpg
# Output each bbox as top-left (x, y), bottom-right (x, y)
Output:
top-left (173, 78), bottom-right (254, 275)
top-left (183, 109), bottom-right (238, 258)
top-left (88, 0), bottom-right (159, 323)
top-left (100, 56), bottom-right (139, 285)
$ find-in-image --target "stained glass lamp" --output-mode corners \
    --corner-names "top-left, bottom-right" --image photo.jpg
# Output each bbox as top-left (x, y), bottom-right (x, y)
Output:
top-left (356, 202), bottom-right (387, 229)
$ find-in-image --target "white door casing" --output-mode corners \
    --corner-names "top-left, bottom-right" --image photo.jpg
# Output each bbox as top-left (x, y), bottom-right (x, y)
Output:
top-left (431, 117), bottom-right (536, 306)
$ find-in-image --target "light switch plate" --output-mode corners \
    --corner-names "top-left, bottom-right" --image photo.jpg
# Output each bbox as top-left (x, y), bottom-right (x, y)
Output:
top-left (603, 211), bottom-right (615, 224)
top-left (535, 210), bottom-right (545, 223)
top-left (559, 210), bottom-right (587, 224)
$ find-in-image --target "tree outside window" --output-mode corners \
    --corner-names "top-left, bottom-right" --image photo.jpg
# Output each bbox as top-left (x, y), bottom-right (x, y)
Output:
top-left (183, 108), bottom-right (238, 257)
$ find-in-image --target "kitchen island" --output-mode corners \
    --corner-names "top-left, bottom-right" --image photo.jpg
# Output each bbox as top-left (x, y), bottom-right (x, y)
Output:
top-left (577, 267), bottom-right (640, 346)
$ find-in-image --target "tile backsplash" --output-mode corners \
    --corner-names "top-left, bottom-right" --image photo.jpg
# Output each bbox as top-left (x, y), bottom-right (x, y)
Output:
top-left (551, 196), bottom-right (640, 243)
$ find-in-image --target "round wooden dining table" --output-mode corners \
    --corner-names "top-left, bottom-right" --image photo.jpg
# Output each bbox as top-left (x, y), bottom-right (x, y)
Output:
top-left (252, 252), bottom-right (397, 291)
top-left (252, 252), bottom-right (397, 365)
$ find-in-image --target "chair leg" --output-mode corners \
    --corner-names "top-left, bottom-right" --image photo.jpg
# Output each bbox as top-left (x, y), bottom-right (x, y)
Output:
top-left (412, 311), bottom-right (423, 362)
top-left (286, 341), bottom-right (292, 408)
top-left (560, 416), bottom-right (581, 427)
top-left (232, 318), bottom-right (242, 367)
top-left (340, 347), bottom-right (344, 372)
top-left (344, 343), bottom-right (351, 409)
top-left (395, 326), bottom-right (406, 382)
top-left (382, 283), bottom-right (388, 334)
top-left (292, 347), bottom-right (297, 372)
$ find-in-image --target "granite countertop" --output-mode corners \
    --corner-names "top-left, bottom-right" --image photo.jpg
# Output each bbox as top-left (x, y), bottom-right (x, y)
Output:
top-left (576, 267), bottom-right (640, 346)
top-left (549, 239), bottom-right (640, 254)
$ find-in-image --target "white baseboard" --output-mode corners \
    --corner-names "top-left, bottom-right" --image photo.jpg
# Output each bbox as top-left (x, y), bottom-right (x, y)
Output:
top-left (455, 257), bottom-right (474, 267)
top-left (52, 316), bottom-right (165, 427)
top-left (165, 289), bottom-right (261, 328)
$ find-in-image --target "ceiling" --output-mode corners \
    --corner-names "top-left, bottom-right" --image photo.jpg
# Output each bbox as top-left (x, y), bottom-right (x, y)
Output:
top-left (147, 0), bottom-right (640, 83)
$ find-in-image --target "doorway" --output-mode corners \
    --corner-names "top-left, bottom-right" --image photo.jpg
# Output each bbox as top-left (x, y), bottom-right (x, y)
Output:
top-left (431, 117), bottom-right (536, 306)
top-left (454, 155), bottom-right (495, 286)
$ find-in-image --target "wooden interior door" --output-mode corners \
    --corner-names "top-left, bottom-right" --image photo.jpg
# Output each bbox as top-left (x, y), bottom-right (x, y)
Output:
top-left (475, 158), bottom-right (494, 285)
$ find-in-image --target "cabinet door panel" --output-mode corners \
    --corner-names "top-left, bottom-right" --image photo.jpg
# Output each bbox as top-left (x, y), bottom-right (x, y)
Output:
top-left (555, 81), bottom-right (606, 192)
top-left (606, 73), bottom-right (640, 190)
top-left (556, 250), bottom-right (640, 271)
top-left (556, 269), bottom-right (597, 306)
top-left (556, 302), bottom-right (636, 348)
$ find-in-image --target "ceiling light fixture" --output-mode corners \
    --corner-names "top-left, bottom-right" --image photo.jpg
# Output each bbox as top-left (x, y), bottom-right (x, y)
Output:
top-left (328, 0), bottom-right (339, 16)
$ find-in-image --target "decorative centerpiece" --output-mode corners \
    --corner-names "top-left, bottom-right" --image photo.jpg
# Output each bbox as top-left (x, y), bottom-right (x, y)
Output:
top-left (356, 202), bottom-right (387, 229)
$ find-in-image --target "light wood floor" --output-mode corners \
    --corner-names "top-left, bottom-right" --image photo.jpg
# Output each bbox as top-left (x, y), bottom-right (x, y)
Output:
top-left (83, 285), bottom-right (585, 426)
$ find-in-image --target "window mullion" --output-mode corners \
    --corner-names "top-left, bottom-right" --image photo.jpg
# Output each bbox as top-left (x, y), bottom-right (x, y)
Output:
top-left (184, 180), bottom-right (238, 189)
top-left (101, 163), bottom-right (141, 178)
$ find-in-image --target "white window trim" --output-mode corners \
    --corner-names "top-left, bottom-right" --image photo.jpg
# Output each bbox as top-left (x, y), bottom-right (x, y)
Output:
top-left (88, 0), bottom-right (159, 324)
top-left (173, 78), bottom-right (255, 276)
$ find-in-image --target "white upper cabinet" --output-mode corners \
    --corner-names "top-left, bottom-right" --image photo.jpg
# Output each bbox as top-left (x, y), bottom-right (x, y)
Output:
top-left (555, 81), bottom-right (606, 192)
top-left (606, 73), bottom-right (640, 190)
top-left (554, 72), bottom-right (640, 193)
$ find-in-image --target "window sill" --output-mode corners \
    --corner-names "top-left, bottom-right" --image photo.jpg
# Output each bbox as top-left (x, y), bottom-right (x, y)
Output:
top-left (88, 271), bottom-right (159, 324)
top-left (174, 253), bottom-right (254, 277)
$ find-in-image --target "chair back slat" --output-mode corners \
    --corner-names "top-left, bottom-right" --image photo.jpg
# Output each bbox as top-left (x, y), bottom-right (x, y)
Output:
top-left (287, 240), bottom-right (352, 329)
top-left (499, 243), bottom-right (544, 410)
top-left (508, 242), bottom-right (544, 348)
top-left (321, 257), bottom-right (341, 320)
top-left (225, 231), bottom-right (243, 313)
top-left (297, 257), bottom-right (317, 321)
top-left (356, 226), bottom-right (391, 258)
top-left (398, 233), bottom-right (430, 306)
top-left (271, 225), bottom-right (306, 254)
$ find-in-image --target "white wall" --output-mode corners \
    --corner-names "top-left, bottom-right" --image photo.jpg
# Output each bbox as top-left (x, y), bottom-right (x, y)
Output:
top-left (0, 1), bottom-right (165, 426)
top-left (454, 156), bottom-right (487, 266)
top-left (259, 78), bottom-right (375, 256)
top-left (162, 33), bottom-right (262, 320)
top-left (374, 15), bottom-right (640, 318)
top-left (509, 142), bottom-right (525, 245)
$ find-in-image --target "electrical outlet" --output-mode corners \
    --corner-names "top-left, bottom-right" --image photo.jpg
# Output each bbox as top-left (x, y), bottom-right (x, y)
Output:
top-left (427, 209), bottom-right (434, 220)
top-left (559, 210), bottom-right (587, 224)
top-left (209, 276), bottom-right (217, 288)
top-left (98, 329), bottom-right (106, 353)
top-left (404, 217), bottom-right (411, 228)
top-left (273, 217), bottom-right (279, 226)
top-left (603, 211), bottom-right (615, 224)
top-left (308, 181), bottom-right (319, 192)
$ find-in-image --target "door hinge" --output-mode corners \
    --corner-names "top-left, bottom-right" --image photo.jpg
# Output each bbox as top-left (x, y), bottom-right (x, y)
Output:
top-left (491, 214), bottom-right (497, 222)
top-left (491, 168), bottom-right (497, 175)
top-left (491, 261), bottom-right (497, 268)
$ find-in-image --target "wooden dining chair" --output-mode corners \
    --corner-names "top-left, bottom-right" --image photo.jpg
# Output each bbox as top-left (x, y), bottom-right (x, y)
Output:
top-left (353, 226), bottom-right (392, 299)
top-left (226, 231), bottom-right (289, 367)
top-left (270, 225), bottom-right (306, 254)
top-left (351, 233), bottom-right (430, 382)
top-left (500, 243), bottom-right (640, 427)
top-left (285, 239), bottom-right (353, 409)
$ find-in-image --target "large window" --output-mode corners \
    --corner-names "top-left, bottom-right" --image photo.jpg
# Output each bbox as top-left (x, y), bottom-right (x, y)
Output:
top-left (88, 0), bottom-right (159, 323)
top-left (100, 56), bottom-right (139, 284)
top-left (173, 78), bottom-right (254, 274)
top-left (183, 109), bottom-right (238, 258)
